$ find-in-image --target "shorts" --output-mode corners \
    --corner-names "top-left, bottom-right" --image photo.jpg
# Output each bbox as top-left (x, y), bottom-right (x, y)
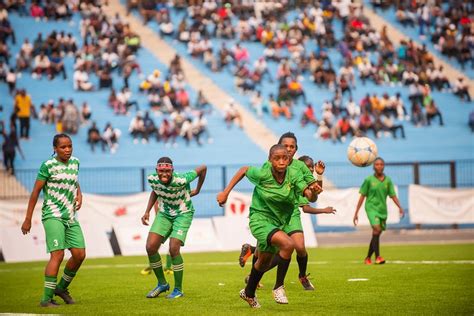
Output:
top-left (43, 218), bottom-right (85, 253)
top-left (366, 211), bottom-right (387, 231)
top-left (283, 208), bottom-right (303, 235)
top-left (249, 212), bottom-right (284, 254)
top-left (150, 211), bottom-right (194, 246)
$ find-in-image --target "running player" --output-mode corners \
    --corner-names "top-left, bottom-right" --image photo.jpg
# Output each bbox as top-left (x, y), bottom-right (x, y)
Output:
top-left (21, 134), bottom-right (86, 307)
top-left (217, 144), bottom-right (315, 308)
top-left (141, 157), bottom-right (206, 299)
top-left (353, 157), bottom-right (404, 264)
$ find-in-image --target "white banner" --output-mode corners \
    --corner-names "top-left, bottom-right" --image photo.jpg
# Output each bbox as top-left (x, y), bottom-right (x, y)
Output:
top-left (316, 187), bottom-right (400, 226)
top-left (409, 185), bottom-right (474, 224)
top-left (224, 191), bottom-right (252, 217)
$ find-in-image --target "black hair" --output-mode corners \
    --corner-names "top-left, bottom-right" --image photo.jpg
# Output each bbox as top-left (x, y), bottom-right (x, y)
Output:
top-left (53, 133), bottom-right (71, 147)
top-left (298, 155), bottom-right (313, 165)
top-left (52, 133), bottom-right (71, 156)
top-left (374, 157), bottom-right (384, 164)
top-left (268, 144), bottom-right (287, 159)
top-left (157, 156), bottom-right (173, 165)
top-left (278, 132), bottom-right (298, 150)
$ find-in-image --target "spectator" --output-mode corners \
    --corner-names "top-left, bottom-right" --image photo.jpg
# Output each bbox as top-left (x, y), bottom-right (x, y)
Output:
top-left (469, 111), bottom-right (474, 132)
top-left (103, 122), bottom-right (121, 154)
top-left (6, 67), bottom-right (16, 95)
top-left (143, 111), bottom-right (157, 142)
top-left (2, 127), bottom-right (24, 175)
top-left (453, 77), bottom-right (471, 102)
top-left (301, 103), bottom-right (318, 127)
top-left (73, 66), bottom-right (94, 91)
top-left (129, 112), bottom-right (147, 144)
top-left (425, 100), bottom-right (444, 126)
top-left (250, 91), bottom-right (263, 118)
top-left (14, 89), bottom-right (33, 140)
top-left (32, 52), bottom-right (51, 79)
top-left (224, 99), bottom-right (243, 128)
top-left (158, 118), bottom-right (177, 147)
top-left (382, 114), bottom-right (406, 139)
top-left (81, 102), bottom-right (92, 124)
top-left (87, 121), bottom-right (105, 153)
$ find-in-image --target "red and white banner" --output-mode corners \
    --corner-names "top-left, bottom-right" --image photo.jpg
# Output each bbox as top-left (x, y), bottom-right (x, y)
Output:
top-left (409, 185), bottom-right (474, 224)
top-left (315, 187), bottom-right (400, 226)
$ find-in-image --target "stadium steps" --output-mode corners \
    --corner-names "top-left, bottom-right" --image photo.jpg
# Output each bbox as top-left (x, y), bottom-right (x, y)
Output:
top-left (101, 0), bottom-right (335, 187)
top-left (0, 167), bottom-right (29, 198)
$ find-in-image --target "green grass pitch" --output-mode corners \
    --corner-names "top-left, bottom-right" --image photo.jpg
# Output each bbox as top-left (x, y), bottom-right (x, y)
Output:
top-left (0, 243), bottom-right (473, 315)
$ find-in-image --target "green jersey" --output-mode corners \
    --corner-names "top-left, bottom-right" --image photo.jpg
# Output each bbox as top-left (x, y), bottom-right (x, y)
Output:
top-left (148, 171), bottom-right (198, 216)
top-left (246, 165), bottom-right (308, 225)
top-left (359, 175), bottom-right (396, 216)
top-left (37, 156), bottom-right (80, 222)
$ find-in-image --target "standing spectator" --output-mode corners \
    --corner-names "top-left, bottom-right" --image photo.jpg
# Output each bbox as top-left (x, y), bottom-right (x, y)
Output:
top-left (2, 127), bottom-right (24, 175)
top-left (14, 89), bottom-right (32, 139)
top-left (250, 91), bottom-right (263, 118)
top-left (6, 67), bottom-right (16, 95)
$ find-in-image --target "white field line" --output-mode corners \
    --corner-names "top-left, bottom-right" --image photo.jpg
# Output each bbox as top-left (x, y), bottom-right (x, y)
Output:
top-left (1, 260), bottom-right (473, 273)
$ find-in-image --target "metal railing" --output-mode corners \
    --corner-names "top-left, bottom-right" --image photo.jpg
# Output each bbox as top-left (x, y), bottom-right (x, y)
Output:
top-left (1, 160), bottom-right (473, 218)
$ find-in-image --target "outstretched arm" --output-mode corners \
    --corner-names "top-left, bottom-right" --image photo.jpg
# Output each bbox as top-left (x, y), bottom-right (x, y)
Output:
top-left (191, 165), bottom-right (207, 197)
top-left (141, 191), bottom-right (158, 226)
top-left (353, 194), bottom-right (366, 226)
top-left (21, 180), bottom-right (46, 234)
top-left (302, 205), bottom-right (336, 215)
top-left (216, 166), bottom-right (249, 206)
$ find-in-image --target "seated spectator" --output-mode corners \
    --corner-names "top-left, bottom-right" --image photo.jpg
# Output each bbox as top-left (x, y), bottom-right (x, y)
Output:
top-left (30, 1), bottom-right (45, 19)
top-left (193, 112), bottom-right (212, 145)
top-left (73, 66), bottom-right (94, 91)
top-left (81, 102), bottom-right (91, 124)
top-left (98, 67), bottom-right (113, 89)
top-left (224, 99), bottom-right (243, 128)
top-left (425, 100), bottom-right (444, 126)
top-left (49, 51), bottom-right (67, 79)
top-left (359, 111), bottom-right (377, 137)
top-left (117, 87), bottom-right (139, 112)
top-left (287, 77), bottom-right (307, 104)
top-left (158, 118), bottom-right (177, 147)
top-left (251, 91), bottom-right (263, 118)
top-left (129, 112), bottom-right (147, 144)
top-left (382, 114), bottom-right (406, 139)
top-left (335, 116), bottom-right (355, 142)
top-left (270, 94), bottom-right (291, 120)
top-left (87, 122), bottom-right (105, 152)
top-left (411, 100), bottom-right (425, 127)
top-left (453, 77), bottom-right (471, 102)
top-left (315, 121), bottom-right (331, 140)
top-left (103, 122), bottom-right (121, 154)
top-left (301, 103), bottom-right (318, 127)
top-left (32, 52), bottom-right (51, 79)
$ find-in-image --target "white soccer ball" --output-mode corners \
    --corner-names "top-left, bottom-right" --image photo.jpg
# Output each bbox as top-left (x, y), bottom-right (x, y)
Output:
top-left (347, 137), bottom-right (378, 167)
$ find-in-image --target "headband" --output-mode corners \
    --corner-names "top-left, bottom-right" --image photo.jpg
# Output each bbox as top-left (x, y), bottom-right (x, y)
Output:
top-left (157, 163), bottom-right (173, 170)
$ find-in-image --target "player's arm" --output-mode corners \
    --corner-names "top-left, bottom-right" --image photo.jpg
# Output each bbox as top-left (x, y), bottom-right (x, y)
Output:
top-left (76, 183), bottom-right (83, 211)
top-left (191, 165), bottom-right (207, 197)
top-left (216, 166), bottom-right (249, 206)
top-left (141, 191), bottom-right (158, 226)
top-left (390, 195), bottom-right (404, 218)
top-left (314, 160), bottom-right (325, 188)
top-left (21, 179), bottom-right (46, 235)
top-left (353, 194), bottom-right (366, 226)
top-left (302, 205), bottom-right (336, 215)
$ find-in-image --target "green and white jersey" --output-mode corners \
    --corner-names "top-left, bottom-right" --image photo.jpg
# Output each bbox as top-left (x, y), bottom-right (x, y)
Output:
top-left (148, 171), bottom-right (198, 217)
top-left (37, 156), bottom-right (80, 222)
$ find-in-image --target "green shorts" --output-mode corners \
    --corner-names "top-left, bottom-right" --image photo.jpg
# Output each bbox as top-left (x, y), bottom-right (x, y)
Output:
top-left (249, 212), bottom-right (284, 254)
top-left (366, 211), bottom-right (387, 231)
top-left (283, 208), bottom-right (303, 235)
top-left (150, 211), bottom-right (194, 246)
top-left (43, 218), bottom-right (85, 253)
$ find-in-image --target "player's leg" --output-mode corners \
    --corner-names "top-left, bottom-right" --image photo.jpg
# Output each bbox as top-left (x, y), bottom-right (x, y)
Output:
top-left (290, 232), bottom-right (314, 290)
top-left (373, 219), bottom-right (386, 264)
top-left (166, 211), bottom-right (193, 299)
top-left (270, 231), bottom-right (295, 304)
top-left (41, 219), bottom-right (66, 307)
top-left (55, 223), bottom-right (86, 304)
top-left (146, 211), bottom-right (173, 298)
top-left (164, 253), bottom-right (173, 274)
top-left (240, 251), bottom-right (273, 308)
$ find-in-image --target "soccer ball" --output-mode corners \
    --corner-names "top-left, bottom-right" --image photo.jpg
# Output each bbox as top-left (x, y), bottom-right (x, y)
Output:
top-left (347, 137), bottom-right (378, 167)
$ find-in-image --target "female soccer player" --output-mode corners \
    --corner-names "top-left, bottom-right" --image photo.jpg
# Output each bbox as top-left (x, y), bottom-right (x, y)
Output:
top-left (217, 144), bottom-right (315, 308)
top-left (353, 157), bottom-right (404, 264)
top-left (141, 157), bottom-right (206, 299)
top-left (21, 134), bottom-right (86, 307)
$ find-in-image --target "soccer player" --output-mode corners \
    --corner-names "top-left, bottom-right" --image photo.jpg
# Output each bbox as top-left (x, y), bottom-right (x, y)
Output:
top-left (21, 134), bottom-right (86, 307)
top-left (239, 155), bottom-right (335, 292)
top-left (353, 157), bottom-right (404, 264)
top-left (217, 144), bottom-right (316, 308)
top-left (141, 157), bottom-right (207, 299)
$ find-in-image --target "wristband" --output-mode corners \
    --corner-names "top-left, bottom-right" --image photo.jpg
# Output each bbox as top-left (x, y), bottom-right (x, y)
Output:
top-left (316, 174), bottom-right (323, 181)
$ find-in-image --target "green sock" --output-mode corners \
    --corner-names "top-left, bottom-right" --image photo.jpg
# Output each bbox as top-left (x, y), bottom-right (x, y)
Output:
top-left (165, 254), bottom-right (172, 270)
top-left (148, 254), bottom-right (167, 285)
top-left (42, 275), bottom-right (57, 302)
top-left (172, 255), bottom-right (184, 291)
top-left (57, 268), bottom-right (77, 290)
